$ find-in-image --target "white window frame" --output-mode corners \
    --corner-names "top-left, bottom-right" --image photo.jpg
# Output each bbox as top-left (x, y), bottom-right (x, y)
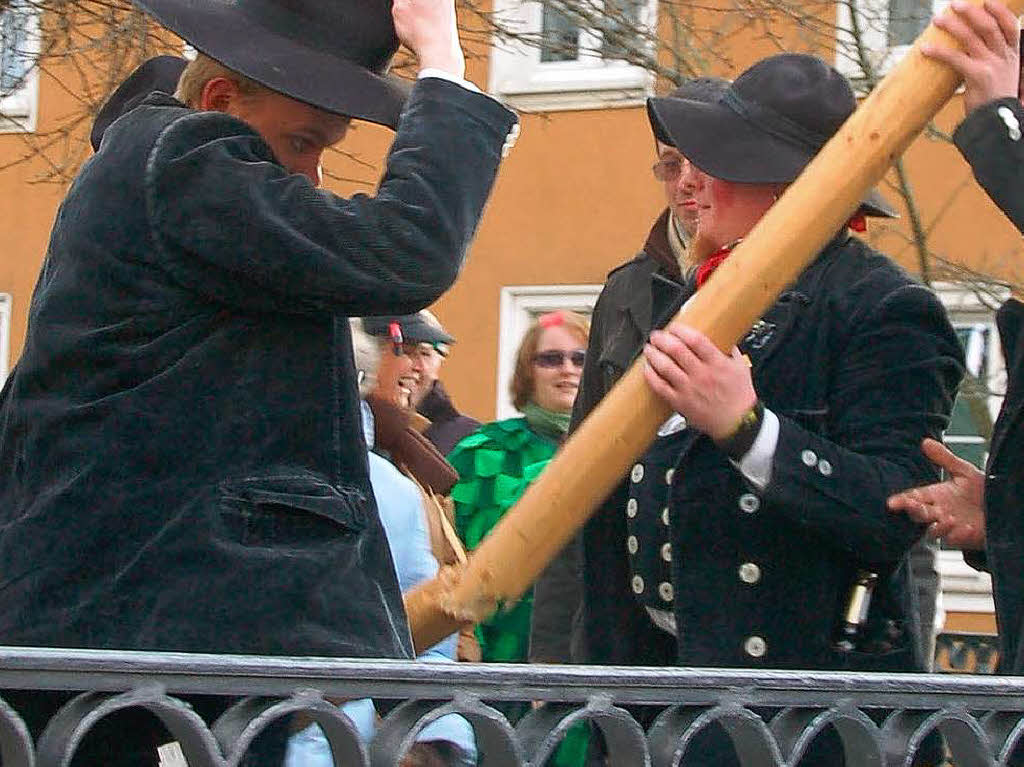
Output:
top-left (0, 1), bottom-right (40, 134)
top-left (835, 0), bottom-right (947, 86)
top-left (933, 282), bottom-right (1007, 616)
top-left (0, 293), bottom-right (11, 388)
top-left (488, 0), bottom-right (658, 112)
top-left (495, 284), bottom-right (602, 420)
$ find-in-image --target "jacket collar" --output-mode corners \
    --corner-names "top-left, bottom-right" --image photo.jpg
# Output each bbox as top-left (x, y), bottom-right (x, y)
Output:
top-left (417, 380), bottom-right (459, 423)
top-left (643, 208), bottom-right (681, 281)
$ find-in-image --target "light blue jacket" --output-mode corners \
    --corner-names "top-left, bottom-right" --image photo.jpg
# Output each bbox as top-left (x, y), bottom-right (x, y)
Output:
top-left (284, 403), bottom-right (475, 766)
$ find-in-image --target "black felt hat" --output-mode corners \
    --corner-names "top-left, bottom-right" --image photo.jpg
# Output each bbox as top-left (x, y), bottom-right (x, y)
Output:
top-left (647, 54), bottom-right (897, 218)
top-left (648, 76), bottom-right (730, 146)
top-left (131, 0), bottom-right (408, 128)
top-left (91, 55), bottom-right (188, 152)
top-left (362, 314), bottom-right (455, 347)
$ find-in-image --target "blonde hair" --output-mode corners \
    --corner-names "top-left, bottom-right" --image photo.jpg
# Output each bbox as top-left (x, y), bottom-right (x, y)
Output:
top-left (174, 53), bottom-right (270, 108)
top-left (510, 310), bottom-right (590, 411)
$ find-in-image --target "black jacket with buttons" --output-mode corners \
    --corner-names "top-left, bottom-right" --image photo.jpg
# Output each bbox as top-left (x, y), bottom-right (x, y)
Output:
top-left (0, 80), bottom-right (516, 658)
top-left (955, 99), bottom-right (1024, 674)
top-left (533, 219), bottom-right (964, 672)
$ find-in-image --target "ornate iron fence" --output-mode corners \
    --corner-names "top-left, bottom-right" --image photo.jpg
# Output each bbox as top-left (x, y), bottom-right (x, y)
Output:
top-left (1, 645), bottom-right (1024, 766)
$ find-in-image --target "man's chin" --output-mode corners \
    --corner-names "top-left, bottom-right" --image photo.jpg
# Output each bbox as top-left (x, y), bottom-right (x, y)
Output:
top-left (673, 208), bottom-right (699, 232)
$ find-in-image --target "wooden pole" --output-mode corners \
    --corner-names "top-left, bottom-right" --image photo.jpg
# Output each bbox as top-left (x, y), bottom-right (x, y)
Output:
top-left (405, 0), bottom-right (1024, 653)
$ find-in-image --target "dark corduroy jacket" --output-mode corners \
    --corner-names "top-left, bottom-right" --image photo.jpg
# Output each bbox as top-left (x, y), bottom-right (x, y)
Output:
top-left (0, 79), bottom-right (516, 658)
top-left (955, 97), bottom-right (1024, 235)
top-left (955, 98), bottom-right (1024, 674)
top-left (418, 380), bottom-right (481, 457)
top-left (532, 226), bottom-right (964, 674)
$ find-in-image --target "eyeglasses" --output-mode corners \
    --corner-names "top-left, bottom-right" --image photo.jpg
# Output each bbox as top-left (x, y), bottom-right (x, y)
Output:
top-left (652, 157), bottom-right (689, 182)
top-left (388, 341), bottom-right (425, 358)
top-left (534, 350), bottom-right (586, 369)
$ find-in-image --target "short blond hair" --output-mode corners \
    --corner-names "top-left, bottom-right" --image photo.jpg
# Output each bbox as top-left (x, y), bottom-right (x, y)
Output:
top-left (174, 53), bottom-right (270, 108)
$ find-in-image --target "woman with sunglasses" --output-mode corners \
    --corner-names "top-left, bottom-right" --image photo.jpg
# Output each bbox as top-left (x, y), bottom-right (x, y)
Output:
top-left (447, 310), bottom-right (590, 668)
top-left (447, 310), bottom-right (592, 765)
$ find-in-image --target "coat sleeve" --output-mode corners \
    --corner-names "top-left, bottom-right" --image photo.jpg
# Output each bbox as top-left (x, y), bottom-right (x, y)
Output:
top-left (953, 97), bottom-right (1024, 236)
top-left (145, 78), bottom-right (517, 316)
top-left (763, 276), bottom-right (965, 562)
top-left (569, 282), bottom-right (615, 430)
top-left (528, 285), bottom-right (614, 663)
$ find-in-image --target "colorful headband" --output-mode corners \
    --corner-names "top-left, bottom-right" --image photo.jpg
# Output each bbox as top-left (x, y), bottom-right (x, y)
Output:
top-left (388, 322), bottom-right (404, 356)
top-left (538, 311), bottom-right (566, 328)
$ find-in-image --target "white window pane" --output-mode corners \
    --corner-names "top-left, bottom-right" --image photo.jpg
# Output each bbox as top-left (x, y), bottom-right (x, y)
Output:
top-left (887, 0), bottom-right (932, 47)
top-left (0, 294), bottom-right (10, 388)
top-left (1, 0), bottom-right (32, 96)
top-left (601, 0), bottom-right (643, 61)
top-left (540, 2), bottom-right (580, 62)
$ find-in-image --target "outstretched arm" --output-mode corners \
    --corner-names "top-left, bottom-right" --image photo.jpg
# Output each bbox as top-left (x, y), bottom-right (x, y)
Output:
top-left (887, 438), bottom-right (987, 549)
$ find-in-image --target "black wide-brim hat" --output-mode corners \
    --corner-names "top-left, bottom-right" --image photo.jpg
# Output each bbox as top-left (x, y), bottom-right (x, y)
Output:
top-left (131, 0), bottom-right (409, 129)
top-left (91, 55), bottom-right (188, 151)
top-left (647, 53), bottom-right (897, 219)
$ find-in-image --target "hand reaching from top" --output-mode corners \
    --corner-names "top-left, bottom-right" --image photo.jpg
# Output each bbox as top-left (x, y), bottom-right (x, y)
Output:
top-left (921, 0), bottom-right (1021, 114)
top-left (393, 0), bottom-right (466, 78)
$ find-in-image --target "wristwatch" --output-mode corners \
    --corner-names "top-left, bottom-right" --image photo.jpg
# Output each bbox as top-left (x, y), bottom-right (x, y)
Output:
top-left (714, 400), bottom-right (764, 460)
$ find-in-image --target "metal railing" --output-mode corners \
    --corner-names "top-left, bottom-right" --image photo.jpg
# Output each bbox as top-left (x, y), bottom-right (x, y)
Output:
top-left (1, 645), bottom-right (1024, 766)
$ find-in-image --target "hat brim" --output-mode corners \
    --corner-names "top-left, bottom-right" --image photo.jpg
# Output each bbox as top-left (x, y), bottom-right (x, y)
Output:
top-left (859, 188), bottom-right (899, 219)
top-left (134, 0), bottom-right (409, 129)
top-left (361, 316), bottom-right (455, 346)
top-left (406, 328), bottom-right (455, 345)
top-left (647, 96), bottom-right (898, 219)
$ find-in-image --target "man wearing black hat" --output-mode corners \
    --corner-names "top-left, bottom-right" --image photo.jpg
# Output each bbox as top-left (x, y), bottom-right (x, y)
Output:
top-left (530, 76), bottom-right (731, 665)
top-left (546, 55), bottom-right (963, 764)
top-left (530, 74), bottom-right (912, 667)
top-left (0, 0), bottom-right (516, 760)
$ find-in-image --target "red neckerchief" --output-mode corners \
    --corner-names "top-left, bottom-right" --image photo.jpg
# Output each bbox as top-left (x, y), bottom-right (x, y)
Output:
top-left (695, 244), bottom-right (734, 289)
top-left (695, 216), bottom-right (868, 289)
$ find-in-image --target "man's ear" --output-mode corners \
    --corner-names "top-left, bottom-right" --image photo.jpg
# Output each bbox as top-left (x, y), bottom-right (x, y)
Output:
top-left (199, 77), bottom-right (241, 113)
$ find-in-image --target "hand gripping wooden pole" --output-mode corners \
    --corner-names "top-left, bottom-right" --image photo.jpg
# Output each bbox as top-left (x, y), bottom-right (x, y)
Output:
top-left (405, 1), bottom-right (1024, 653)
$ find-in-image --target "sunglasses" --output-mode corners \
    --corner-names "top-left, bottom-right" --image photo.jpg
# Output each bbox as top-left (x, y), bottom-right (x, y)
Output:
top-left (652, 156), bottom-right (694, 183)
top-left (534, 350), bottom-right (586, 369)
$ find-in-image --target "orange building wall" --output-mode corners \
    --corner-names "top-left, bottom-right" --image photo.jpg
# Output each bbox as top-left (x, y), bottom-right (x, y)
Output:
top-left (0, 117), bottom-right (71, 366)
top-left (4, 68), bottom-right (1023, 423)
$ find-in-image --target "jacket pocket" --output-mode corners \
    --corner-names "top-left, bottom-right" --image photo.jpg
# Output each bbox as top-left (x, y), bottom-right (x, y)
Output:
top-left (216, 474), bottom-right (367, 547)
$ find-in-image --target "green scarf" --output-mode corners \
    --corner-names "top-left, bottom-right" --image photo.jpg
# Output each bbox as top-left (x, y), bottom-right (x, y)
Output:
top-left (522, 401), bottom-right (571, 441)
